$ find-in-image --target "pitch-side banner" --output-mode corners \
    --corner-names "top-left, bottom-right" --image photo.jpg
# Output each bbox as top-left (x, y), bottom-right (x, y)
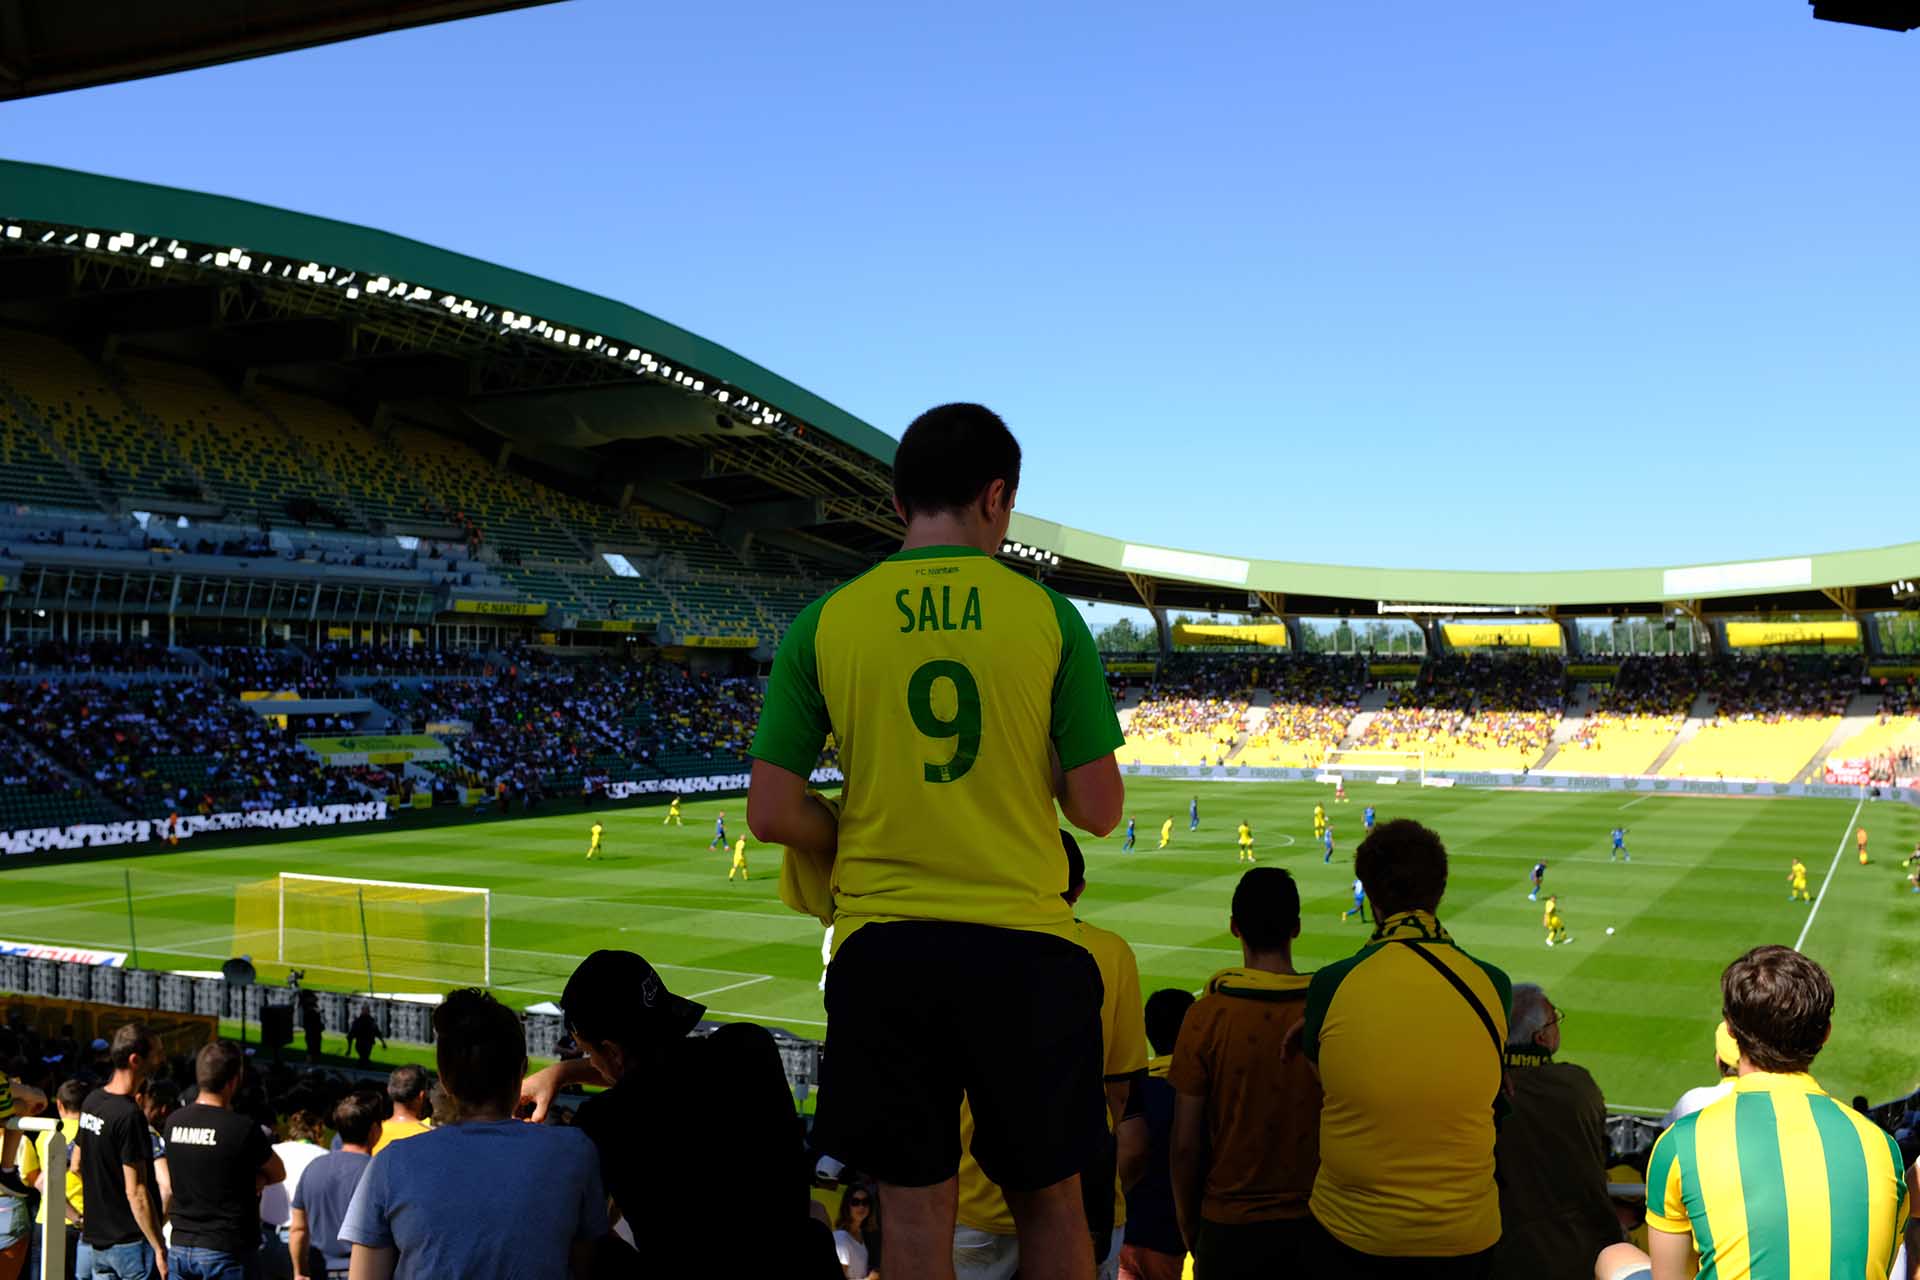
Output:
top-left (0, 800), bottom-right (389, 856)
top-left (0, 938), bottom-right (128, 966)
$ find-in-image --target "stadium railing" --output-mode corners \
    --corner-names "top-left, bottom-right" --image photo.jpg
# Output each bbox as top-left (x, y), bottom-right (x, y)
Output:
top-left (3, 1115), bottom-right (67, 1279)
top-left (0, 953), bottom-right (822, 1097)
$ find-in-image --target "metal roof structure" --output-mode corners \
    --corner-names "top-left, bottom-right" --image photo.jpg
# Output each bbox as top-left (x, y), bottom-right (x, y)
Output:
top-left (1, 159), bottom-right (1915, 624)
top-left (0, 1), bottom-right (566, 101)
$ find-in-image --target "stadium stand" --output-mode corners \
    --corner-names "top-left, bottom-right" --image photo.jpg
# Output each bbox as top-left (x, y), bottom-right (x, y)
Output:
top-left (1554, 657), bottom-right (1694, 776)
top-left (1346, 653), bottom-right (1564, 772)
top-left (0, 331), bottom-right (837, 646)
top-left (1659, 656), bottom-right (1860, 782)
top-left (1120, 655), bottom-right (1260, 765)
top-left (1238, 655), bottom-right (1367, 768)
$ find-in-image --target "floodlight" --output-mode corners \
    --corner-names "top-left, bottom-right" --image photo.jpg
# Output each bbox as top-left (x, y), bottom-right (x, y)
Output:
top-left (149, 255), bottom-right (165, 268)
top-left (84, 232), bottom-right (99, 248)
top-left (346, 287), bottom-right (360, 299)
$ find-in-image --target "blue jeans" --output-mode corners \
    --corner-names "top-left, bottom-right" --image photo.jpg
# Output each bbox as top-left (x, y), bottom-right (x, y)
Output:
top-left (91, 1238), bottom-right (155, 1279)
top-left (168, 1244), bottom-right (254, 1280)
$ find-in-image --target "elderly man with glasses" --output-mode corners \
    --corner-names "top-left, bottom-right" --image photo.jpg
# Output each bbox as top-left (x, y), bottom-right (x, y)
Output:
top-left (1488, 984), bottom-right (1622, 1280)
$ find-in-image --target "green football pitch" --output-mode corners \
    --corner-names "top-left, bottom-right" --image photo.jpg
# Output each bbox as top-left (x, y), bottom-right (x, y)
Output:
top-left (2, 778), bottom-right (1917, 1116)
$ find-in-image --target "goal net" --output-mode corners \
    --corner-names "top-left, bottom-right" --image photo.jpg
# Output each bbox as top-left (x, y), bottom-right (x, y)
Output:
top-left (1319, 749), bottom-right (1426, 786)
top-left (233, 873), bottom-right (491, 990)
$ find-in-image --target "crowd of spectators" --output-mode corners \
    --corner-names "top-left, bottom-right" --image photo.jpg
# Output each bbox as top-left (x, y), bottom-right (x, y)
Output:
top-left (1698, 653), bottom-right (1861, 721)
top-left (1257, 655), bottom-right (1369, 751)
top-left (0, 640), bottom-right (183, 677)
top-left (0, 679), bottom-right (350, 818)
top-left (1356, 654), bottom-right (1565, 763)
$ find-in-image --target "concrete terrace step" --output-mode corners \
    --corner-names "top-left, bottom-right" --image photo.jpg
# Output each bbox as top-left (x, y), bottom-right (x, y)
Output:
top-left (1796, 692), bottom-right (1886, 784)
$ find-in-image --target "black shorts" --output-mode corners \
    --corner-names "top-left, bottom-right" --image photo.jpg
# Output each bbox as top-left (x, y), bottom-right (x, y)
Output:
top-left (816, 920), bottom-right (1106, 1191)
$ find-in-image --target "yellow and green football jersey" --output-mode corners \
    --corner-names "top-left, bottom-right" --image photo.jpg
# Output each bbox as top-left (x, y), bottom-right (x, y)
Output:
top-left (751, 544), bottom-right (1123, 950)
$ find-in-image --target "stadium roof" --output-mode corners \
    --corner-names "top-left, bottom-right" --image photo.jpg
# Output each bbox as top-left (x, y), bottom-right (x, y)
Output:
top-left (2, 159), bottom-right (1916, 622)
top-left (0, 1), bottom-right (566, 101)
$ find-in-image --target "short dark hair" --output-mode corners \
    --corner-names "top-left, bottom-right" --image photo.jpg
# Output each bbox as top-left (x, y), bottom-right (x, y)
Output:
top-left (332, 1089), bottom-right (386, 1147)
top-left (432, 988), bottom-right (526, 1111)
top-left (1354, 819), bottom-right (1448, 916)
top-left (1143, 988), bottom-right (1196, 1057)
top-left (108, 1022), bottom-right (154, 1072)
top-left (1231, 867), bottom-right (1301, 951)
top-left (194, 1040), bottom-right (245, 1093)
top-left (1722, 945), bottom-right (1833, 1073)
top-left (892, 403), bottom-right (1021, 520)
top-left (1062, 829), bottom-right (1086, 899)
top-left (55, 1078), bottom-right (90, 1112)
top-left (387, 1063), bottom-right (430, 1107)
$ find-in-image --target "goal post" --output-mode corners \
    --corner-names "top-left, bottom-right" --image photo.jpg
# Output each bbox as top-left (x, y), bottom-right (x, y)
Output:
top-left (234, 873), bottom-right (491, 991)
top-left (1319, 748), bottom-right (1427, 787)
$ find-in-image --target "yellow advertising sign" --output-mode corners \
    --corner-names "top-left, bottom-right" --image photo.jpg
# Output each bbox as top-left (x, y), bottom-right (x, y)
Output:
top-left (574, 620), bottom-right (638, 633)
top-left (1104, 660), bottom-right (1158, 675)
top-left (1567, 663), bottom-right (1623, 681)
top-left (239, 690), bottom-right (301, 701)
top-left (1725, 620), bottom-right (1860, 648)
top-left (1171, 623), bottom-right (1289, 648)
top-left (1441, 622), bottom-right (1562, 650)
top-left (1369, 662), bottom-right (1422, 679)
top-left (680, 635), bottom-right (758, 649)
top-left (451, 599), bottom-right (549, 617)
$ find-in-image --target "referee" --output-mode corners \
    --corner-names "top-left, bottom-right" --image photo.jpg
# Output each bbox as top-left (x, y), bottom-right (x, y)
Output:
top-left (749, 403), bottom-right (1126, 1280)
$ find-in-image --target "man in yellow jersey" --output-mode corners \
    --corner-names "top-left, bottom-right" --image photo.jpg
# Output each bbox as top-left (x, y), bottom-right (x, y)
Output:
top-left (1171, 868), bottom-right (1322, 1277)
top-left (1159, 816), bottom-right (1174, 850)
top-left (1857, 825), bottom-right (1869, 865)
top-left (1542, 893), bottom-right (1568, 947)
top-left (20, 1080), bottom-right (85, 1280)
top-left (729, 834), bottom-right (749, 881)
top-left (1293, 819), bottom-right (1512, 1273)
top-left (664, 795), bottom-right (682, 825)
top-left (748, 404), bottom-right (1126, 1280)
top-left (586, 819), bottom-right (604, 860)
top-left (1313, 804), bottom-right (1327, 839)
top-left (953, 832), bottom-right (1148, 1280)
top-left (1237, 821), bottom-right (1255, 863)
top-left (369, 1065), bottom-right (432, 1155)
top-left (1788, 858), bottom-right (1811, 903)
top-left (1635, 946), bottom-right (1909, 1280)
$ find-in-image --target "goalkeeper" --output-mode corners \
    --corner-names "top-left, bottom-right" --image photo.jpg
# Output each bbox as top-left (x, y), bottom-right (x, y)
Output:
top-left (745, 404), bottom-right (1125, 1276)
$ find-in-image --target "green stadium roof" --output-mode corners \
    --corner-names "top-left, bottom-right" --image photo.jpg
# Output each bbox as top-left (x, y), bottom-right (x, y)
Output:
top-left (4, 158), bottom-right (1917, 618)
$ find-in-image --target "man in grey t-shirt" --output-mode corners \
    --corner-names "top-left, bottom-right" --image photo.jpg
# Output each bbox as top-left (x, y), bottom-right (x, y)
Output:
top-left (341, 990), bottom-right (607, 1279)
top-left (290, 1091), bottom-right (382, 1279)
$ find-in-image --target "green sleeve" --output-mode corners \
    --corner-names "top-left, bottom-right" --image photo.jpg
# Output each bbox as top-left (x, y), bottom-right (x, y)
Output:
top-left (1301, 948), bottom-right (1370, 1064)
top-left (749, 595), bottom-right (832, 777)
top-left (1045, 586), bottom-right (1125, 771)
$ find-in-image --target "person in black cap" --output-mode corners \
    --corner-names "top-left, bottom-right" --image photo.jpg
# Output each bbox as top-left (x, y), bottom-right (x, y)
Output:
top-left (520, 950), bottom-right (839, 1277)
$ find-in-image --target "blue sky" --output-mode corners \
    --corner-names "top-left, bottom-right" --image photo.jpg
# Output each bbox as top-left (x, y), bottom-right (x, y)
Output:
top-left (2, 0), bottom-right (1913, 581)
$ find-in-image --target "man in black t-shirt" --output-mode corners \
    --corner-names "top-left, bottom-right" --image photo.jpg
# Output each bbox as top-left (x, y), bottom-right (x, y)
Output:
top-left (164, 1040), bottom-right (286, 1279)
top-left (77, 1022), bottom-right (169, 1279)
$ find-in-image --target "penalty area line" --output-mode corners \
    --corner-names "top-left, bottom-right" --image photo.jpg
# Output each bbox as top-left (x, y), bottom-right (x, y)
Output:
top-left (684, 974), bottom-right (774, 1000)
top-left (1793, 795), bottom-right (1865, 954)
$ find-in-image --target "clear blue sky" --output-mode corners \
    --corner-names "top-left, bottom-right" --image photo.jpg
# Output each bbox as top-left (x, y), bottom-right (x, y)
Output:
top-left (2, 0), bottom-right (1913, 578)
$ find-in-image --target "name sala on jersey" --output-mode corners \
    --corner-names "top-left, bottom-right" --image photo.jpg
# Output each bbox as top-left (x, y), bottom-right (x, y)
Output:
top-left (895, 585), bottom-right (984, 633)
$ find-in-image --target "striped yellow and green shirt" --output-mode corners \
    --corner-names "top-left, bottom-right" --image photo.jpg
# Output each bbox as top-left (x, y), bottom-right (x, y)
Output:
top-left (751, 544), bottom-right (1124, 950)
top-left (1646, 1071), bottom-right (1908, 1280)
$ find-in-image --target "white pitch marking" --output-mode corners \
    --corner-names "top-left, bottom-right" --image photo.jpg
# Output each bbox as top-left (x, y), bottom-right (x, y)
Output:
top-left (1793, 795), bottom-right (1866, 954)
top-left (685, 975), bottom-right (774, 1000)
